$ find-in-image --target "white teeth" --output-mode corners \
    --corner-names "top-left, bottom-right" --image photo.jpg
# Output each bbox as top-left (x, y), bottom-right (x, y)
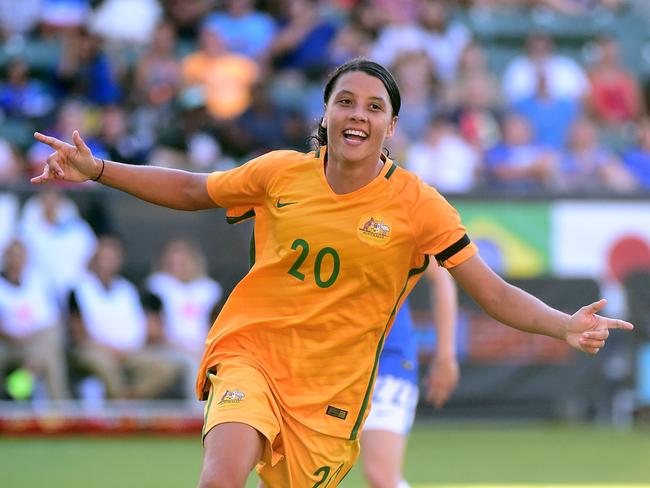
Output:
top-left (344, 129), bottom-right (367, 138)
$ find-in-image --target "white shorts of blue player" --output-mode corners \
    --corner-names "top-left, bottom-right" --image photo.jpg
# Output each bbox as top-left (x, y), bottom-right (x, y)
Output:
top-left (363, 374), bottom-right (419, 488)
top-left (364, 374), bottom-right (419, 436)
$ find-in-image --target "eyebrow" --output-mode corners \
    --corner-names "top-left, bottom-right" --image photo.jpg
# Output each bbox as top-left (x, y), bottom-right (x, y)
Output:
top-left (335, 89), bottom-right (387, 104)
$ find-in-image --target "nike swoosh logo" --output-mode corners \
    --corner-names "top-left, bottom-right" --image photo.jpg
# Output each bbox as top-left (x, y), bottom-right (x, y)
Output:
top-left (276, 199), bottom-right (298, 208)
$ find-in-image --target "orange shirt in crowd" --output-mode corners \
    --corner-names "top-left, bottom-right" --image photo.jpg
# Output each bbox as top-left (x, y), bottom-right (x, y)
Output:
top-left (182, 52), bottom-right (259, 120)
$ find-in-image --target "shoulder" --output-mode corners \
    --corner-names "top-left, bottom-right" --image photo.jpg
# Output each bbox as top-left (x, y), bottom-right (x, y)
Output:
top-left (257, 149), bottom-right (314, 164)
top-left (20, 269), bottom-right (49, 289)
top-left (243, 149), bottom-right (313, 167)
top-left (387, 164), bottom-right (462, 223)
top-left (75, 271), bottom-right (95, 288)
top-left (195, 277), bottom-right (222, 299)
top-left (203, 12), bottom-right (227, 26)
top-left (504, 56), bottom-right (531, 71)
top-left (114, 276), bottom-right (140, 296)
top-left (208, 149), bottom-right (313, 181)
top-left (387, 163), bottom-right (442, 201)
top-left (244, 149), bottom-right (316, 178)
top-left (146, 272), bottom-right (174, 291)
top-left (198, 276), bottom-right (221, 290)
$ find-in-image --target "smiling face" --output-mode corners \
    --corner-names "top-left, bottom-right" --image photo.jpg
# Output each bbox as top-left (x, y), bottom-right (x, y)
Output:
top-left (322, 70), bottom-right (397, 167)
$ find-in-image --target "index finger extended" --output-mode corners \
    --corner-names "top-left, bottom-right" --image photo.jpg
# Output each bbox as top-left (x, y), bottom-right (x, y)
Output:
top-left (34, 132), bottom-right (69, 151)
top-left (602, 316), bottom-right (634, 331)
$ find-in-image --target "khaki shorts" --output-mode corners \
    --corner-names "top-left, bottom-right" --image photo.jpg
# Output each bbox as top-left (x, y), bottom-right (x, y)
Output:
top-left (203, 359), bottom-right (359, 487)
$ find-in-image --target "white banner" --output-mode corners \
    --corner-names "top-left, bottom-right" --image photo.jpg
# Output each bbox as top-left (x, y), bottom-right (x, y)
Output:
top-left (551, 200), bottom-right (650, 279)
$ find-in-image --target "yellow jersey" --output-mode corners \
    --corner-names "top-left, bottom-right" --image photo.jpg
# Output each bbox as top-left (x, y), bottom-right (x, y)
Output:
top-left (197, 147), bottom-right (477, 439)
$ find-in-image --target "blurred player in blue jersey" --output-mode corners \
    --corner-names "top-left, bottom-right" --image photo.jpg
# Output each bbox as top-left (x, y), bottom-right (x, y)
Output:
top-left (361, 265), bottom-right (459, 488)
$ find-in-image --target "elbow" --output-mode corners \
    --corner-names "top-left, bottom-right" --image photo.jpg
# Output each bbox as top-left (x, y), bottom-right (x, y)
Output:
top-left (174, 200), bottom-right (203, 211)
top-left (177, 174), bottom-right (214, 211)
top-left (476, 281), bottom-right (512, 320)
top-left (162, 198), bottom-right (197, 211)
top-left (480, 296), bottom-right (501, 320)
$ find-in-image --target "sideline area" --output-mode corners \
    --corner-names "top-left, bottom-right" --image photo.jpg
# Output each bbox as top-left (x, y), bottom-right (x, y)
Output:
top-left (414, 486), bottom-right (650, 488)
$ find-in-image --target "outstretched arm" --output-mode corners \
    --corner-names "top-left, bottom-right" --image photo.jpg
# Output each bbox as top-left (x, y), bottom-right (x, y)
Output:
top-left (31, 131), bottom-right (217, 211)
top-left (424, 264), bottom-right (459, 408)
top-left (449, 254), bottom-right (634, 354)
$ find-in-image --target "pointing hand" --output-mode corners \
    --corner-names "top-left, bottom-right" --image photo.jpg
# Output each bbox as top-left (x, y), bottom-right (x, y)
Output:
top-left (30, 131), bottom-right (101, 184)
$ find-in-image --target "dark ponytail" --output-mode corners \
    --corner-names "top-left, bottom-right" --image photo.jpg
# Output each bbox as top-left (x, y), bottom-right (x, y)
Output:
top-left (313, 118), bottom-right (328, 148)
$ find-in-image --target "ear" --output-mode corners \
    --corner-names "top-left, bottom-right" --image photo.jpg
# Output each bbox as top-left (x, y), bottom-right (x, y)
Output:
top-left (385, 116), bottom-right (398, 139)
top-left (321, 101), bottom-right (329, 128)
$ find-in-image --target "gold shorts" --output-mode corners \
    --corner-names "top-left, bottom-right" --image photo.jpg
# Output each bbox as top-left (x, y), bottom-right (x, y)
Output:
top-left (203, 359), bottom-right (359, 487)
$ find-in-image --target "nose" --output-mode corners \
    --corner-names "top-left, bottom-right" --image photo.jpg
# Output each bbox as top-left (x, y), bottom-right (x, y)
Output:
top-left (350, 107), bottom-right (368, 122)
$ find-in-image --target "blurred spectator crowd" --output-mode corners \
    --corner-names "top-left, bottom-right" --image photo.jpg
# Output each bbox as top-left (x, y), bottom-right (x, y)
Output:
top-left (2, 0), bottom-right (650, 404)
top-left (0, 0), bottom-right (649, 195)
top-left (0, 188), bottom-right (222, 404)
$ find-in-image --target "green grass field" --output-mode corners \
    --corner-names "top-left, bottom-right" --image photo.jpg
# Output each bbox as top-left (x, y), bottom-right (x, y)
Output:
top-left (2, 422), bottom-right (649, 487)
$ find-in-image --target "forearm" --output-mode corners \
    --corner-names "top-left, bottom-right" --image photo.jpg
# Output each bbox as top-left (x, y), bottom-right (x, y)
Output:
top-left (451, 256), bottom-right (632, 355)
top-left (451, 255), bottom-right (569, 341)
top-left (96, 158), bottom-right (214, 211)
top-left (431, 270), bottom-right (457, 358)
top-left (483, 282), bottom-right (569, 340)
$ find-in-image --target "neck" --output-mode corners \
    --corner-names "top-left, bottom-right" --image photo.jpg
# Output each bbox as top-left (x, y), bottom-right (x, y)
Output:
top-left (3, 270), bottom-right (20, 285)
top-left (325, 149), bottom-right (385, 194)
top-left (176, 274), bottom-right (194, 283)
top-left (97, 274), bottom-right (114, 289)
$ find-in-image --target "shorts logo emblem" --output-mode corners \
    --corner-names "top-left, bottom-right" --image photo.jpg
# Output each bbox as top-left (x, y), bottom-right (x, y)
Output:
top-left (218, 389), bottom-right (245, 406)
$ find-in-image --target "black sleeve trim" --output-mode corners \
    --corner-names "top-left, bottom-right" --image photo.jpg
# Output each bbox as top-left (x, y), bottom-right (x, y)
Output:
top-left (226, 209), bottom-right (255, 224)
top-left (434, 234), bottom-right (471, 266)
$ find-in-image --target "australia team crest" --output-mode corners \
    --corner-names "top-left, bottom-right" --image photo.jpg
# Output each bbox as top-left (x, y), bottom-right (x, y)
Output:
top-left (358, 215), bottom-right (392, 246)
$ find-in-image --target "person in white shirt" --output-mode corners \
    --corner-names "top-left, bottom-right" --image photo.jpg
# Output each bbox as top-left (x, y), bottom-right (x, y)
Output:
top-left (502, 31), bottom-right (589, 105)
top-left (19, 187), bottom-right (97, 302)
top-left (145, 238), bottom-right (222, 400)
top-left (370, 0), bottom-right (469, 82)
top-left (0, 239), bottom-right (70, 400)
top-left (406, 115), bottom-right (481, 193)
top-left (69, 235), bottom-right (178, 399)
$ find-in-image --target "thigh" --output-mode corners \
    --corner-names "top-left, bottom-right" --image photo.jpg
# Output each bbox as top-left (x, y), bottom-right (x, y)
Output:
top-left (76, 344), bottom-right (119, 372)
top-left (363, 375), bottom-right (419, 436)
top-left (124, 346), bottom-right (171, 370)
top-left (258, 414), bottom-right (359, 488)
top-left (153, 346), bottom-right (197, 371)
top-left (124, 347), bottom-right (178, 381)
top-left (23, 327), bottom-right (62, 364)
top-left (360, 429), bottom-right (407, 485)
top-left (200, 422), bottom-right (265, 488)
top-left (202, 360), bottom-right (282, 445)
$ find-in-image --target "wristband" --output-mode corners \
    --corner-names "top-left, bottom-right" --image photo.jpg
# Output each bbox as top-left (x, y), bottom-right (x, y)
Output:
top-left (92, 158), bottom-right (105, 182)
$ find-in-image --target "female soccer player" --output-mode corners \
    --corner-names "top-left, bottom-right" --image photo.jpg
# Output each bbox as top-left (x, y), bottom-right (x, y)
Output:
top-left (31, 58), bottom-right (632, 488)
top-left (361, 265), bottom-right (458, 488)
